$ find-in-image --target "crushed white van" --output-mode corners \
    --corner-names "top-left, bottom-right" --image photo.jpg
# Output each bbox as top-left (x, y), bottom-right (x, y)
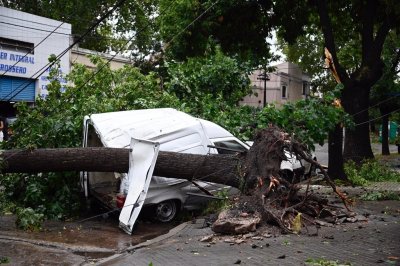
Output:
top-left (80, 108), bottom-right (248, 230)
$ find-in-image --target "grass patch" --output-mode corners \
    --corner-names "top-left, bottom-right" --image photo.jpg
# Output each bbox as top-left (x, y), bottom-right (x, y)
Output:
top-left (202, 189), bottom-right (231, 215)
top-left (0, 256), bottom-right (10, 264)
top-left (359, 191), bottom-right (400, 201)
top-left (305, 257), bottom-right (352, 266)
top-left (344, 159), bottom-right (400, 186)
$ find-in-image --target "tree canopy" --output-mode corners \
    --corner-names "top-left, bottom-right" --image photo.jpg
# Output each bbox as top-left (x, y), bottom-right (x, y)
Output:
top-left (2, 0), bottom-right (158, 55)
top-left (3, 0), bottom-right (400, 225)
top-left (158, 0), bottom-right (275, 65)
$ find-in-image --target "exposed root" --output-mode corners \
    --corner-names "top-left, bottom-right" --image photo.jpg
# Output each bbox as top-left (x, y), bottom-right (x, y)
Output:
top-left (213, 126), bottom-right (354, 235)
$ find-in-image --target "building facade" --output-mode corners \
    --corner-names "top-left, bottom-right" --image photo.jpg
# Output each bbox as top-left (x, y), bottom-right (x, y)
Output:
top-left (71, 46), bottom-right (133, 70)
top-left (0, 6), bottom-right (71, 118)
top-left (241, 62), bottom-right (311, 107)
top-left (0, 7), bottom-right (133, 121)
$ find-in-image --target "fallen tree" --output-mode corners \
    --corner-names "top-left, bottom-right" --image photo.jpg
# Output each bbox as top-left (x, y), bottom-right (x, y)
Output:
top-left (1, 147), bottom-right (241, 188)
top-left (0, 126), bottom-right (350, 234)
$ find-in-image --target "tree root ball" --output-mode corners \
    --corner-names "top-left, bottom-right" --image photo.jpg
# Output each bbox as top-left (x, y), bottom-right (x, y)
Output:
top-left (211, 126), bottom-right (351, 235)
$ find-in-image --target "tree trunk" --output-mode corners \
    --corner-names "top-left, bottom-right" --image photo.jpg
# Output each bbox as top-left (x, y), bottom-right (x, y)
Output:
top-left (328, 124), bottom-right (346, 180)
top-left (380, 110), bottom-right (390, 155)
top-left (0, 147), bottom-right (241, 188)
top-left (1, 127), bottom-right (330, 196)
top-left (1, 128), bottom-right (349, 233)
top-left (342, 84), bottom-right (374, 164)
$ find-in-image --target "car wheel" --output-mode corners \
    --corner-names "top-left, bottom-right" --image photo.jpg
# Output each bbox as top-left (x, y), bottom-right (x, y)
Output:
top-left (280, 169), bottom-right (294, 183)
top-left (155, 200), bottom-right (179, 223)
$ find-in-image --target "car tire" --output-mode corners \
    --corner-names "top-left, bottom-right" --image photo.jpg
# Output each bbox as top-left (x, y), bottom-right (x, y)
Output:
top-left (280, 169), bottom-right (294, 183)
top-left (155, 200), bottom-right (179, 223)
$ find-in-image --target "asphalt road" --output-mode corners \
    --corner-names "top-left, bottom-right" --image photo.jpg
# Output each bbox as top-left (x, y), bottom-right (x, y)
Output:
top-left (313, 142), bottom-right (398, 167)
top-left (98, 200), bottom-right (400, 266)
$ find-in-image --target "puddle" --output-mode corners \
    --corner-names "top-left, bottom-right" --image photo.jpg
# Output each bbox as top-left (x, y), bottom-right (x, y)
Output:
top-left (73, 251), bottom-right (116, 259)
top-left (0, 203), bottom-right (177, 251)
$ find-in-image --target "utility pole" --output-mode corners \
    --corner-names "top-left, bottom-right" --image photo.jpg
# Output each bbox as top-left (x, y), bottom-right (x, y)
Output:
top-left (257, 69), bottom-right (270, 107)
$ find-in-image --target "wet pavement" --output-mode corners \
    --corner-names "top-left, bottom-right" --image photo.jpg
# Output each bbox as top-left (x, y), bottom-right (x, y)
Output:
top-left (0, 211), bottom-right (177, 265)
top-left (97, 199), bottom-right (400, 266)
top-left (0, 183), bottom-right (399, 265)
top-left (1, 148), bottom-right (400, 265)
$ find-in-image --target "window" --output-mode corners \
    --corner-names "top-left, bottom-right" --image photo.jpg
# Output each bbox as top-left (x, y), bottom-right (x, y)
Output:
top-left (302, 82), bottom-right (307, 95)
top-left (0, 37), bottom-right (34, 54)
top-left (281, 85), bottom-right (287, 98)
top-left (213, 140), bottom-right (247, 154)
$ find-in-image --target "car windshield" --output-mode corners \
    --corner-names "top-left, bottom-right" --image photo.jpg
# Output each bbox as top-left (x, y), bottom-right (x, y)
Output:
top-left (213, 140), bottom-right (248, 154)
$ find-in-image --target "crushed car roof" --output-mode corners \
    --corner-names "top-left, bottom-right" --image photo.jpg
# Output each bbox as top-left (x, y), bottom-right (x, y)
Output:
top-left (88, 108), bottom-right (233, 149)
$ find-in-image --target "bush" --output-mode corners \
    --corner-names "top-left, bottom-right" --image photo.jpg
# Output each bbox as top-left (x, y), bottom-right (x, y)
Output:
top-left (344, 159), bottom-right (400, 186)
top-left (1, 57), bottom-right (181, 224)
top-left (15, 207), bottom-right (44, 231)
top-left (359, 160), bottom-right (400, 182)
top-left (344, 161), bottom-right (369, 186)
top-left (359, 191), bottom-right (400, 201)
top-left (202, 189), bottom-right (231, 215)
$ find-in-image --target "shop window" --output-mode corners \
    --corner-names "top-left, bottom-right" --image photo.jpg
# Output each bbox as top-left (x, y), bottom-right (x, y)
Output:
top-left (0, 76), bottom-right (35, 102)
top-left (0, 37), bottom-right (34, 54)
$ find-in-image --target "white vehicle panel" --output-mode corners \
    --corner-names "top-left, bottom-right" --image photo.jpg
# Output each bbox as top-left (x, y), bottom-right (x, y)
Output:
top-left (119, 138), bottom-right (160, 234)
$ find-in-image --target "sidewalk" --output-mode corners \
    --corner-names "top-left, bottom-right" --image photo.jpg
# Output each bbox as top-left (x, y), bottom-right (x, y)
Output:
top-left (97, 184), bottom-right (400, 266)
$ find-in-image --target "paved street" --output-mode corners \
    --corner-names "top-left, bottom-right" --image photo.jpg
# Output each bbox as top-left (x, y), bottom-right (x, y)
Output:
top-left (0, 184), bottom-right (399, 266)
top-left (98, 200), bottom-right (400, 266)
top-left (97, 182), bottom-right (400, 266)
top-left (314, 143), bottom-right (398, 166)
top-left (1, 144), bottom-right (399, 266)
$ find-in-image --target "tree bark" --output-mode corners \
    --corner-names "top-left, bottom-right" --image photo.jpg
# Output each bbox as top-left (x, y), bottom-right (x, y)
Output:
top-left (316, 0), bottom-right (391, 166)
top-left (342, 83), bottom-right (374, 164)
top-left (1, 127), bottom-right (334, 196)
top-left (0, 147), bottom-right (241, 188)
top-left (328, 124), bottom-right (346, 180)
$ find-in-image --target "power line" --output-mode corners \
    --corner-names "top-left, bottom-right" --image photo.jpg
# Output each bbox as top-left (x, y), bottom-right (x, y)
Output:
top-left (53, 0), bottom-right (222, 101)
top-left (355, 106), bottom-right (400, 127)
top-left (0, 13), bottom-right (71, 30)
top-left (1, 1), bottom-right (237, 216)
top-left (1, 21), bottom-right (65, 77)
top-left (2, 0), bottom-right (221, 164)
top-left (0, 21), bottom-right (70, 35)
top-left (0, 21), bottom-right (117, 40)
top-left (163, 0), bottom-right (220, 48)
top-left (0, 33), bottom-right (127, 42)
top-left (0, 12), bottom-right (108, 30)
top-left (352, 94), bottom-right (400, 118)
top-left (2, 0), bottom-right (220, 103)
top-left (1, 0), bottom-right (128, 102)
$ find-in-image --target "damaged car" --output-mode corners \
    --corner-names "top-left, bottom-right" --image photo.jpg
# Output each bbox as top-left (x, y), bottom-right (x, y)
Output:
top-left (80, 108), bottom-right (244, 231)
top-left (80, 108), bottom-right (316, 233)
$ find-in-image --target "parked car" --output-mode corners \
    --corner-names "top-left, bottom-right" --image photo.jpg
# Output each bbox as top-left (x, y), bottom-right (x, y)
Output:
top-left (81, 108), bottom-right (316, 230)
top-left (81, 108), bottom-right (244, 226)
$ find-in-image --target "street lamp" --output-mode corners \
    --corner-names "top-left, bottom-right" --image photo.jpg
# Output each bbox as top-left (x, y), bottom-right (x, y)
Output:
top-left (257, 70), bottom-right (270, 107)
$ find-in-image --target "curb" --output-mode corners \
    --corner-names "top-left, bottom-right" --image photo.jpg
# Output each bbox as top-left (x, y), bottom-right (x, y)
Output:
top-left (95, 221), bottom-right (189, 265)
top-left (0, 234), bottom-right (115, 253)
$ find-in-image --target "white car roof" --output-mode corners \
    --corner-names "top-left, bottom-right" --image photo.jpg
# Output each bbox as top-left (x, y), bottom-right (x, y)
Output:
top-left (198, 119), bottom-right (234, 139)
top-left (89, 108), bottom-right (202, 148)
